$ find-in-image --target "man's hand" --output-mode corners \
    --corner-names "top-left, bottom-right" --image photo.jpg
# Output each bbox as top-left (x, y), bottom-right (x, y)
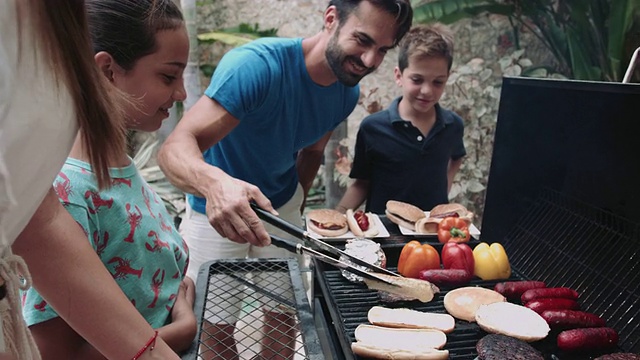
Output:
top-left (204, 175), bottom-right (277, 246)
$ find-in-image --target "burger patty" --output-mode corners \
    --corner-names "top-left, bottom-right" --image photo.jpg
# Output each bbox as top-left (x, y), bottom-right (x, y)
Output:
top-left (476, 334), bottom-right (544, 360)
top-left (595, 354), bottom-right (640, 360)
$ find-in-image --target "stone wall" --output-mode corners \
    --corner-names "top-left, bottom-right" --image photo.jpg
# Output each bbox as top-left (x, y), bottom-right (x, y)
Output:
top-left (194, 0), bottom-right (555, 228)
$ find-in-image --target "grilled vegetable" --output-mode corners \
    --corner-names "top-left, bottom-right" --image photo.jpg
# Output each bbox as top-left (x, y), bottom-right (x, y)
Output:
top-left (472, 242), bottom-right (511, 280)
top-left (525, 298), bottom-right (579, 314)
top-left (541, 310), bottom-right (606, 329)
top-left (441, 242), bottom-right (474, 274)
top-left (437, 217), bottom-right (470, 243)
top-left (494, 281), bottom-right (546, 300)
top-left (419, 268), bottom-right (472, 287)
top-left (397, 240), bottom-right (440, 279)
top-left (521, 287), bottom-right (579, 304)
top-left (557, 327), bottom-right (618, 352)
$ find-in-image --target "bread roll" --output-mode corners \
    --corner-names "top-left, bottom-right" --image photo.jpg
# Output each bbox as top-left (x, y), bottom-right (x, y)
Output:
top-left (364, 273), bottom-right (439, 303)
top-left (386, 200), bottom-right (426, 231)
top-left (443, 287), bottom-right (506, 322)
top-left (351, 324), bottom-right (450, 359)
top-left (368, 306), bottom-right (455, 333)
top-left (415, 217), bottom-right (442, 234)
top-left (475, 302), bottom-right (550, 342)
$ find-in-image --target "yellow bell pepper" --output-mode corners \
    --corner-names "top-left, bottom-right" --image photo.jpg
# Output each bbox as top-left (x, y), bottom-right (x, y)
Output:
top-left (472, 242), bottom-right (511, 280)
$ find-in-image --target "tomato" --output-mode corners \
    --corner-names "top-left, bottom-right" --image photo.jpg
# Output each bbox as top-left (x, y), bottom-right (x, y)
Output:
top-left (397, 240), bottom-right (440, 278)
top-left (441, 242), bottom-right (474, 275)
top-left (437, 217), bottom-right (471, 243)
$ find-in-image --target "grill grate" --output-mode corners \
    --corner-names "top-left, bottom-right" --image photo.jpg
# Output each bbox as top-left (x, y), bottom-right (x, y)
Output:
top-left (317, 263), bottom-right (528, 360)
top-left (181, 259), bottom-right (323, 360)
top-left (503, 188), bottom-right (640, 353)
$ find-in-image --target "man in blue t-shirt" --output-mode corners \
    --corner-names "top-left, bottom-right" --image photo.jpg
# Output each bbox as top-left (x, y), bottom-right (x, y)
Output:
top-left (158, 0), bottom-right (412, 358)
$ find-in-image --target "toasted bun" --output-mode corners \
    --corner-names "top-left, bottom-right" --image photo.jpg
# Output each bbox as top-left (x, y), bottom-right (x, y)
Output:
top-left (368, 306), bottom-right (455, 333)
top-left (443, 287), bottom-right (506, 322)
top-left (475, 302), bottom-right (550, 342)
top-left (351, 324), bottom-right (449, 358)
top-left (306, 209), bottom-right (348, 237)
top-left (364, 273), bottom-right (440, 303)
top-left (415, 217), bottom-right (442, 234)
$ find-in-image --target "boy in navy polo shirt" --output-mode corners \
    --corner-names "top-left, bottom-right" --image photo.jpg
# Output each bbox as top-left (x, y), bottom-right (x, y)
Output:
top-left (338, 23), bottom-right (466, 214)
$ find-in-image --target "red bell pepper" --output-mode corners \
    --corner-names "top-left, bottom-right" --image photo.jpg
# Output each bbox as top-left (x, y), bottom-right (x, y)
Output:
top-left (397, 240), bottom-right (440, 279)
top-left (437, 217), bottom-right (471, 243)
top-left (441, 242), bottom-right (474, 275)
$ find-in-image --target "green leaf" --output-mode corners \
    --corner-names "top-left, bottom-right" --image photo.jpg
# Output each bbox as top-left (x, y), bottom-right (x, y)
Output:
top-left (567, 30), bottom-right (602, 80)
top-left (197, 32), bottom-right (255, 46)
top-left (607, 0), bottom-right (638, 80)
top-left (412, 0), bottom-right (512, 24)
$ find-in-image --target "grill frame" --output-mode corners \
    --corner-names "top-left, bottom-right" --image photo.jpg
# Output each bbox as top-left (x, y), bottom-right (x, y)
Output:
top-left (181, 258), bottom-right (324, 360)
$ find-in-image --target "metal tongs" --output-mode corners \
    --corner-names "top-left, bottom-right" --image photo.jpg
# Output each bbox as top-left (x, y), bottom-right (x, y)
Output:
top-left (250, 203), bottom-right (402, 286)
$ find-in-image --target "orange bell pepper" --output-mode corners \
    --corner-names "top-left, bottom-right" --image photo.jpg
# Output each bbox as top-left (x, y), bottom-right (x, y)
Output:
top-left (437, 217), bottom-right (471, 243)
top-left (397, 240), bottom-right (440, 278)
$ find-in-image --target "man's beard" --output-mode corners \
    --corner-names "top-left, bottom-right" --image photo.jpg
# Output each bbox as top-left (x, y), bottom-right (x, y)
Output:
top-left (325, 31), bottom-right (374, 87)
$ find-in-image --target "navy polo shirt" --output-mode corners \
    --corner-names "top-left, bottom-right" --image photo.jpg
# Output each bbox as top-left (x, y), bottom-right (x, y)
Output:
top-left (350, 96), bottom-right (466, 214)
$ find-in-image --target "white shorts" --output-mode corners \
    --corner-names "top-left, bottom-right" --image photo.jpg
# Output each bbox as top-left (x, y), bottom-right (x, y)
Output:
top-left (181, 184), bottom-right (306, 324)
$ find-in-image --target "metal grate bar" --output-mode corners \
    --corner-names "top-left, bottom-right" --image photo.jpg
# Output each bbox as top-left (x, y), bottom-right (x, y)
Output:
top-left (503, 188), bottom-right (640, 353)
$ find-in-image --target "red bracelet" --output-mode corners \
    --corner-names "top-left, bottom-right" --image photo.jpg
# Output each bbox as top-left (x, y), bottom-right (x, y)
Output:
top-left (132, 331), bottom-right (158, 360)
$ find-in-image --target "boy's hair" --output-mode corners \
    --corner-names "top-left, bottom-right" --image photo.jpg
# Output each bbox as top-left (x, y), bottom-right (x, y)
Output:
top-left (329, 0), bottom-right (413, 47)
top-left (397, 23), bottom-right (455, 72)
top-left (86, 0), bottom-right (184, 71)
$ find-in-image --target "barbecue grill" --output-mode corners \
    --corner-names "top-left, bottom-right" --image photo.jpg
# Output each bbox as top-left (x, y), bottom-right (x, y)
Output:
top-left (312, 77), bottom-right (640, 359)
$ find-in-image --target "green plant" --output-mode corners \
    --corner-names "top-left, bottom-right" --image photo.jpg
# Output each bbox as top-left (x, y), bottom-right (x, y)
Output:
top-left (198, 23), bottom-right (278, 78)
top-left (412, 0), bottom-right (640, 81)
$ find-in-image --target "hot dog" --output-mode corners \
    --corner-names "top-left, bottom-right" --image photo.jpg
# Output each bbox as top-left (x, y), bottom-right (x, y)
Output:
top-left (493, 281), bottom-right (546, 300)
top-left (541, 310), bottom-right (606, 329)
top-left (525, 298), bottom-right (580, 314)
top-left (557, 327), bottom-right (618, 352)
top-left (345, 209), bottom-right (378, 237)
top-left (521, 287), bottom-right (579, 304)
top-left (418, 269), bottom-right (472, 287)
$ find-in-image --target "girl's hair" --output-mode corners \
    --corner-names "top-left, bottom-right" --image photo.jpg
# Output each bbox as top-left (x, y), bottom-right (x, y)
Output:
top-left (329, 0), bottom-right (413, 47)
top-left (18, 0), bottom-right (126, 189)
top-left (86, 0), bottom-right (184, 71)
top-left (397, 23), bottom-right (455, 73)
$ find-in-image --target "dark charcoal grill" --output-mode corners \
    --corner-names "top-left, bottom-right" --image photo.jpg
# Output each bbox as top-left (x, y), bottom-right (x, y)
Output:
top-left (314, 77), bottom-right (640, 360)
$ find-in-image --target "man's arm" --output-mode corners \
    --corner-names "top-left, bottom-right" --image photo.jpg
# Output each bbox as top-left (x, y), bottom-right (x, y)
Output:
top-left (447, 157), bottom-right (464, 193)
top-left (336, 178), bottom-right (370, 213)
top-left (157, 96), bottom-right (275, 246)
top-left (13, 188), bottom-right (178, 360)
top-left (296, 131), bottom-right (333, 211)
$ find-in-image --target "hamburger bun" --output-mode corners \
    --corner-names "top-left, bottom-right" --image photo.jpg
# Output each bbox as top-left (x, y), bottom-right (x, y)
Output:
top-left (306, 209), bottom-right (348, 237)
top-left (443, 286), bottom-right (506, 322)
top-left (430, 203), bottom-right (474, 224)
top-left (475, 302), bottom-right (550, 342)
top-left (385, 200), bottom-right (426, 231)
top-left (367, 306), bottom-right (455, 333)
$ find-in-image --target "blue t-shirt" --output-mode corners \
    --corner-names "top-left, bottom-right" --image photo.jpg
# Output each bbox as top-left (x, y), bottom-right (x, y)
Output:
top-left (189, 37), bottom-right (360, 213)
top-left (22, 158), bottom-right (188, 328)
top-left (350, 97), bottom-right (466, 213)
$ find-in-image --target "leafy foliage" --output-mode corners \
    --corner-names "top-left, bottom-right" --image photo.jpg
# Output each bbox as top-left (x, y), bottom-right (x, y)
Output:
top-left (412, 0), bottom-right (640, 81)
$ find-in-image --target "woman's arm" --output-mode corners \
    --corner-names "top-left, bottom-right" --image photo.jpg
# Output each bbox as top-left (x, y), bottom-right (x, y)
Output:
top-left (12, 188), bottom-right (179, 360)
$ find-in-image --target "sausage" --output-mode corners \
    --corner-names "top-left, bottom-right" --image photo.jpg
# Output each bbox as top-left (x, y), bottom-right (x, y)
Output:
top-left (521, 287), bottom-right (579, 304)
top-left (557, 327), bottom-right (618, 352)
top-left (494, 281), bottom-right (546, 300)
top-left (418, 268), bottom-right (472, 287)
top-left (541, 310), bottom-right (606, 329)
top-left (525, 298), bottom-right (579, 314)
